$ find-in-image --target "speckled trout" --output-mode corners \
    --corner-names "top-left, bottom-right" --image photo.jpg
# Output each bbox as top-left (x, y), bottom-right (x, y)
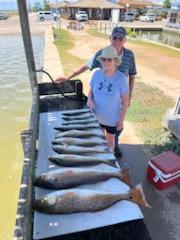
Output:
top-left (52, 145), bottom-right (110, 154)
top-left (62, 119), bottom-right (97, 125)
top-left (34, 167), bottom-right (131, 189)
top-left (55, 123), bottom-right (99, 131)
top-left (62, 109), bottom-right (91, 116)
top-left (52, 137), bottom-right (107, 147)
top-left (55, 129), bottom-right (104, 139)
top-left (62, 113), bottom-right (94, 121)
top-left (49, 154), bottom-right (116, 167)
top-left (33, 184), bottom-right (150, 214)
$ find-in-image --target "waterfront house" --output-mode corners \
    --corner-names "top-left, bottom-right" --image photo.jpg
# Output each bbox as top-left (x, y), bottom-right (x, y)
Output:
top-left (165, 2), bottom-right (180, 29)
top-left (50, 0), bottom-right (124, 22)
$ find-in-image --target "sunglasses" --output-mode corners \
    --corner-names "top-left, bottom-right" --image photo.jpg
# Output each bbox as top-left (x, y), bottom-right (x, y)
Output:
top-left (101, 58), bottom-right (114, 62)
top-left (112, 36), bottom-right (124, 41)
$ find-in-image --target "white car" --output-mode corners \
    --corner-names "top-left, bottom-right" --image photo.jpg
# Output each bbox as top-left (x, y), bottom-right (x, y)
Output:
top-left (37, 11), bottom-right (59, 22)
top-left (139, 14), bottom-right (156, 22)
top-left (75, 11), bottom-right (88, 21)
top-left (0, 12), bottom-right (8, 20)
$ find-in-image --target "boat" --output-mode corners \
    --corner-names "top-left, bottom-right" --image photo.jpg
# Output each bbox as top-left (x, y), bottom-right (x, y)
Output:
top-left (14, 1), bottom-right (152, 239)
top-left (162, 97), bottom-right (180, 140)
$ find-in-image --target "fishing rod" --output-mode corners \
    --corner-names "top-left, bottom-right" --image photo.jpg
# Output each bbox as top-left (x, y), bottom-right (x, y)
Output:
top-left (35, 67), bottom-right (87, 102)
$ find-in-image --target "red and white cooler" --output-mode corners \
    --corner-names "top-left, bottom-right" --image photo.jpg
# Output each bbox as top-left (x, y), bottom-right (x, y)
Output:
top-left (147, 151), bottom-right (180, 190)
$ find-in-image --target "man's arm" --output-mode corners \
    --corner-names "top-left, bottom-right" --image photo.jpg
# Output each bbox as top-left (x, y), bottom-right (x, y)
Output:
top-left (117, 94), bottom-right (129, 130)
top-left (56, 65), bottom-right (88, 82)
top-left (128, 49), bottom-right (136, 105)
top-left (129, 74), bottom-right (135, 105)
top-left (56, 49), bottom-right (102, 82)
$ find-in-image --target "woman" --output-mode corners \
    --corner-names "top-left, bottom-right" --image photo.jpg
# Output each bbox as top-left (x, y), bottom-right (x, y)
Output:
top-left (87, 46), bottom-right (129, 152)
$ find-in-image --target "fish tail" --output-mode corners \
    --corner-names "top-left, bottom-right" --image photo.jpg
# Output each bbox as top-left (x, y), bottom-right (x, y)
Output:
top-left (33, 178), bottom-right (38, 186)
top-left (106, 160), bottom-right (117, 168)
top-left (129, 183), bottom-right (151, 208)
top-left (49, 157), bottom-right (55, 163)
top-left (119, 168), bottom-right (131, 186)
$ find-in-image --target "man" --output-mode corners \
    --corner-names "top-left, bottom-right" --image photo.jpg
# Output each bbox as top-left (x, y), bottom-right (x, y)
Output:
top-left (56, 27), bottom-right (137, 157)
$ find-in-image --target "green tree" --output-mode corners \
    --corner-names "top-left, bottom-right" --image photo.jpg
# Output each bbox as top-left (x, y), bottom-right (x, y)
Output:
top-left (44, 0), bottom-right (50, 11)
top-left (163, 0), bottom-right (171, 8)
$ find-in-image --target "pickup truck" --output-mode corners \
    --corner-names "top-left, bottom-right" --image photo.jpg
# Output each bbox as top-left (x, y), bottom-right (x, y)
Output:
top-left (75, 11), bottom-right (88, 21)
top-left (139, 14), bottom-right (156, 22)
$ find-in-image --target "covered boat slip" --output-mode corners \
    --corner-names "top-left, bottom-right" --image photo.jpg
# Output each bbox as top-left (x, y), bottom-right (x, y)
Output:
top-left (33, 109), bottom-right (143, 239)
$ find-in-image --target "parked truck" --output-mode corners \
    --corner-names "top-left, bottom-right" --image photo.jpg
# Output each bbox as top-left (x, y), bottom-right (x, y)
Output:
top-left (75, 11), bottom-right (88, 21)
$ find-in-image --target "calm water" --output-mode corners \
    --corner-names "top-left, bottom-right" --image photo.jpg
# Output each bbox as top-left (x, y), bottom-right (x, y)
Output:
top-left (138, 30), bottom-right (180, 48)
top-left (0, 35), bottom-right (43, 240)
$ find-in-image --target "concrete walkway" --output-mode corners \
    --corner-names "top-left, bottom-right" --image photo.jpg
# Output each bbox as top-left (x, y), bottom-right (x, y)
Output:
top-left (42, 26), bottom-right (64, 82)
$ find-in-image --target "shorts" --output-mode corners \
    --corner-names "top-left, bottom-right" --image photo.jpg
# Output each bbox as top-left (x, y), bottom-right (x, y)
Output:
top-left (100, 124), bottom-right (117, 134)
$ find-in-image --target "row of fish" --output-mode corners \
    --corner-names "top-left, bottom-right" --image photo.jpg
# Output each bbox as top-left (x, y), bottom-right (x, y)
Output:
top-left (34, 108), bottom-right (150, 214)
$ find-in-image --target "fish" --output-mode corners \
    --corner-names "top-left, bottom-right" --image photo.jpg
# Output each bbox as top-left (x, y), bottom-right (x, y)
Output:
top-left (62, 113), bottom-right (94, 121)
top-left (62, 119), bottom-right (97, 125)
top-left (52, 145), bottom-right (110, 154)
top-left (55, 129), bottom-right (104, 139)
top-left (49, 154), bottom-right (116, 167)
top-left (54, 123), bottom-right (99, 131)
top-left (62, 108), bottom-right (91, 116)
top-left (34, 167), bottom-right (131, 189)
top-left (52, 137), bottom-right (107, 147)
top-left (33, 184), bottom-right (150, 214)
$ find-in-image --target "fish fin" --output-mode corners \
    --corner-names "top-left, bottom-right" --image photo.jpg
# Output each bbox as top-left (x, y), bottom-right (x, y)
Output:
top-left (119, 168), bottom-right (132, 186)
top-left (129, 183), bottom-right (151, 208)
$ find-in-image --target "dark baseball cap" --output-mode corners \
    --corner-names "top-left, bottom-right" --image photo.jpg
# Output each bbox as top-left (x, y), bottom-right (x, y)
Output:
top-left (111, 27), bottom-right (127, 38)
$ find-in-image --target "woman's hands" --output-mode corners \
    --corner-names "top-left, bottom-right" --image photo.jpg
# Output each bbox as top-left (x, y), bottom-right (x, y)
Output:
top-left (87, 98), bottom-right (95, 109)
top-left (116, 121), bottom-right (123, 131)
top-left (55, 76), bottom-right (68, 83)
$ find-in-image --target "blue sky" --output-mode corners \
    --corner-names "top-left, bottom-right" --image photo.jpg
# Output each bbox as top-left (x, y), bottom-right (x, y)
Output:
top-left (0, 0), bottom-right (79, 10)
top-left (0, 0), bottom-right (179, 10)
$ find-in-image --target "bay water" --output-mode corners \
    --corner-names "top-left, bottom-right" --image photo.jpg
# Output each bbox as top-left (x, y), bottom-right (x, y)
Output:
top-left (0, 35), bottom-right (43, 240)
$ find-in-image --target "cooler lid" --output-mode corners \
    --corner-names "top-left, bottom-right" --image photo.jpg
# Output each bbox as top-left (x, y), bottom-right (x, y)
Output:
top-left (151, 151), bottom-right (180, 174)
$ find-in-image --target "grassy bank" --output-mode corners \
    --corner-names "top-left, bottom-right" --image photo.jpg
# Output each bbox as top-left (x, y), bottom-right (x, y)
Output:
top-left (127, 38), bottom-right (180, 57)
top-left (126, 82), bottom-right (180, 154)
top-left (53, 28), bottom-right (85, 75)
top-left (86, 28), bottom-right (109, 40)
top-left (88, 28), bottom-right (180, 57)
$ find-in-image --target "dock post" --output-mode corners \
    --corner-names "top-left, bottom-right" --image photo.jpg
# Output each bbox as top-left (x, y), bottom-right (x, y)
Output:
top-left (15, 1), bottom-right (40, 240)
top-left (17, 0), bottom-right (38, 93)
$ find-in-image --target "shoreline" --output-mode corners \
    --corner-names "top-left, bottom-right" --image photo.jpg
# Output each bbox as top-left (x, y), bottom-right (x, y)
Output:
top-left (0, 13), bottom-right (47, 35)
top-left (0, 13), bottom-right (64, 83)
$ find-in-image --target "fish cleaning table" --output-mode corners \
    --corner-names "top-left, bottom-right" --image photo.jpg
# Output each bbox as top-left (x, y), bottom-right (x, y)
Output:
top-left (33, 110), bottom-right (144, 240)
